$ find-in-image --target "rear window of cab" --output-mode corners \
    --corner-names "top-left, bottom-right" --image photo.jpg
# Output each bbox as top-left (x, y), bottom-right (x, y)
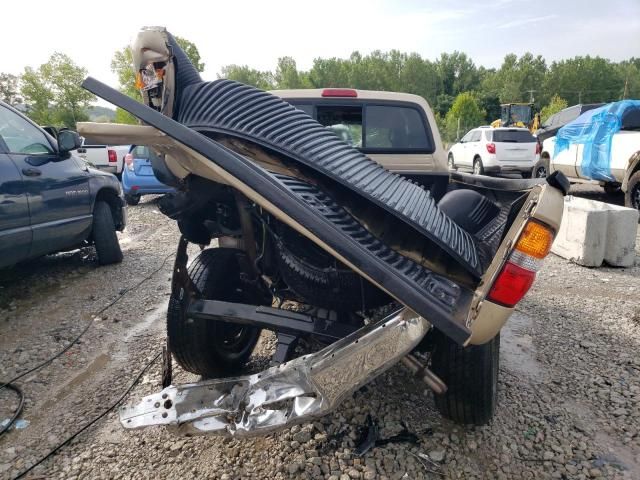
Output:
top-left (287, 101), bottom-right (434, 154)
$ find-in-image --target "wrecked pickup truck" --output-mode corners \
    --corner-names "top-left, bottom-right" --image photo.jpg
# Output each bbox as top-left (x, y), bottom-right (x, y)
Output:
top-left (77, 27), bottom-right (567, 436)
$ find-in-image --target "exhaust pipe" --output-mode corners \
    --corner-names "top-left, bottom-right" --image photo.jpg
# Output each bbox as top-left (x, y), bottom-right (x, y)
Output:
top-left (120, 308), bottom-right (430, 436)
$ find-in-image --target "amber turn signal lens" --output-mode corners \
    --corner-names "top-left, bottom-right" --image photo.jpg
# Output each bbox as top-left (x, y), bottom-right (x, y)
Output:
top-left (135, 72), bottom-right (145, 90)
top-left (515, 221), bottom-right (554, 259)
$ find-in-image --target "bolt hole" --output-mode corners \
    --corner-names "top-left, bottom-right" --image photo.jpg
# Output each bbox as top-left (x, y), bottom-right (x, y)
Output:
top-left (154, 402), bottom-right (160, 408)
top-left (162, 412), bottom-right (168, 418)
top-left (164, 399), bottom-right (173, 409)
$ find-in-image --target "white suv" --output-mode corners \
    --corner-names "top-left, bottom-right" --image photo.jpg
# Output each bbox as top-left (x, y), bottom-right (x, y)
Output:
top-left (448, 127), bottom-right (539, 177)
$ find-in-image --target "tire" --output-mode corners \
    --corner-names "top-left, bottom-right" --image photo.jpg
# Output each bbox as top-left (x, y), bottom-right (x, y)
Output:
top-left (625, 171), bottom-right (640, 212)
top-left (167, 248), bottom-right (266, 377)
top-left (473, 157), bottom-right (484, 175)
top-left (92, 201), bottom-right (123, 265)
top-left (448, 154), bottom-right (456, 171)
top-left (431, 329), bottom-right (499, 425)
top-left (603, 182), bottom-right (621, 195)
top-left (534, 158), bottom-right (549, 178)
top-left (125, 194), bottom-right (140, 206)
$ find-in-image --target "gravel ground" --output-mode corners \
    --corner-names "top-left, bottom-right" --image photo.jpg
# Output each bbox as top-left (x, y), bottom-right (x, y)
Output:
top-left (1, 187), bottom-right (639, 480)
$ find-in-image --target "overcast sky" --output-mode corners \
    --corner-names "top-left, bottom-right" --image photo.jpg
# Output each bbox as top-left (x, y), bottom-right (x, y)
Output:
top-left (3, 0), bottom-right (639, 106)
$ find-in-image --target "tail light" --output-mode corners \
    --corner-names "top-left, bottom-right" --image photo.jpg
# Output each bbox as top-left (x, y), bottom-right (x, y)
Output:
top-left (535, 142), bottom-right (542, 155)
top-left (321, 88), bottom-right (357, 98)
top-left (108, 149), bottom-right (118, 163)
top-left (124, 153), bottom-right (134, 171)
top-left (487, 220), bottom-right (554, 307)
top-left (486, 143), bottom-right (496, 154)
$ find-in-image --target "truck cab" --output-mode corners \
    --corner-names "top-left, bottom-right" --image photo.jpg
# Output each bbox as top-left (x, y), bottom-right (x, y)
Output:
top-left (270, 88), bottom-right (448, 174)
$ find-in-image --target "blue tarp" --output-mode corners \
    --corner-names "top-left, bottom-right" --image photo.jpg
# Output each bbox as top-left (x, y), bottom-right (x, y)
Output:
top-left (554, 100), bottom-right (640, 182)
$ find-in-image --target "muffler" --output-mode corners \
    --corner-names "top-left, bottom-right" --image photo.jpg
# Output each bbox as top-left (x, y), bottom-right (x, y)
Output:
top-left (119, 308), bottom-right (430, 436)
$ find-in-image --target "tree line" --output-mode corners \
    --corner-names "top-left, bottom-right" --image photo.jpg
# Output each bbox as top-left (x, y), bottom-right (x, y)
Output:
top-left (1, 40), bottom-right (638, 142)
top-left (221, 51), bottom-right (640, 141)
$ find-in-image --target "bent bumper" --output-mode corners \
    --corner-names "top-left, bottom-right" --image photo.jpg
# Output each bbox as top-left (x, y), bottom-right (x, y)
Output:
top-left (120, 308), bottom-right (429, 436)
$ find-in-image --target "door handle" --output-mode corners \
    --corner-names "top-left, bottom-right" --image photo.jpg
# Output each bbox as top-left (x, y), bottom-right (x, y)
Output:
top-left (22, 167), bottom-right (42, 177)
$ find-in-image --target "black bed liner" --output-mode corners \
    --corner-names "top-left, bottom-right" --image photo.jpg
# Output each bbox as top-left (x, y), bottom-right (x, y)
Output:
top-left (176, 80), bottom-right (482, 277)
top-left (82, 77), bottom-right (473, 344)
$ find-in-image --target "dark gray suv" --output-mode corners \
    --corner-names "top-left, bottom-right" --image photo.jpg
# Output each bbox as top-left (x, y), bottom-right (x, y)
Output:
top-left (0, 101), bottom-right (126, 268)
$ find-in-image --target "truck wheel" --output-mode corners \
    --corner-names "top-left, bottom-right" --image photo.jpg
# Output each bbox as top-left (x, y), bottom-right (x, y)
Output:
top-left (473, 158), bottom-right (484, 175)
top-left (92, 201), bottom-right (123, 265)
top-left (604, 182), bottom-right (621, 195)
top-left (448, 154), bottom-right (456, 171)
top-left (125, 194), bottom-right (140, 206)
top-left (430, 329), bottom-right (499, 425)
top-left (625, 171), bottom-right (640, 211)
top-left (167, 248), bottom-right (265, 377)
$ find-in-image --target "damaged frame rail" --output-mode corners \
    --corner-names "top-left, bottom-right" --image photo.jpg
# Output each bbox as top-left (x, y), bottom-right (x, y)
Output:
top-left (120, 307), bottom-right (429, 436)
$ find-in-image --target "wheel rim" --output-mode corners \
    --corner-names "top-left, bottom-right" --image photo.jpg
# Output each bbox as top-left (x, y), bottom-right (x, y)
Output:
top-left (448, 156), bottom-right (454, 170)
top-left (473, 162), bottom-right (481, 175)
top-left (535, 166), bottom-right (547, 178)
top-left (215, 322), bottom-right (253, 353)
top-left (633, 184), bottom-right (640, 210)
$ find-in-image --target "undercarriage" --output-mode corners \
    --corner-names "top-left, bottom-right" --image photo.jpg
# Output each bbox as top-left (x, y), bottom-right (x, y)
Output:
top-left (76, 26), bottom-right (566, 434)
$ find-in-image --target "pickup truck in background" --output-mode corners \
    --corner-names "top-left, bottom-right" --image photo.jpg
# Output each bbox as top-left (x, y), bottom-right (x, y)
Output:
top-left (540, 100), bottom-right (640, 210)
top-left (77, 135), bottom-right (130, 177)
top-left (0, 101), bottom-right (126, 268)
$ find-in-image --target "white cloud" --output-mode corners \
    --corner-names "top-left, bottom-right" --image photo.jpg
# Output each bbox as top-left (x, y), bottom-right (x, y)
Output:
top-left (497, 14), bottom-right (558, 29)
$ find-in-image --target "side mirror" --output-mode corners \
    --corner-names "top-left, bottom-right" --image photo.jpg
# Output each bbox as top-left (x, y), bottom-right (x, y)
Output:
top-left (58, 130), bottom-right (82, 156)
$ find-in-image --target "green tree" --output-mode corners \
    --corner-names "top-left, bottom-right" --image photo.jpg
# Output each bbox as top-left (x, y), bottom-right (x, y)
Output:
top-left (0, 73), bottom-right (22, 105)
top-left (540, 94), bottom-right (568, 123)
top-left (20, 53), bottom-right (94, 128)
top-left (308, 57), bottom-right (351, 88)
top-left (478, 93), bottom-right (501, 124)
top-left (482, 53), bottom-right (547, 104)
top-left (20, 67), bottom-right (54, 124)
top-left (436, 52), bottom-right (479, 97)
top-left (617, 58), bottom-right (640, 99)
top-left (175, 37), bottom-right (205, 72)
top-left (111, 35), bottom-right (205, 124)
top-left (274, 57), bottom-right (310, 89)
top-left (444, 92), bottom-right (485, 141)
top-left (544, 56), bottom-right (622, 105)
top-left (219, 65), bottom-right (274, 89)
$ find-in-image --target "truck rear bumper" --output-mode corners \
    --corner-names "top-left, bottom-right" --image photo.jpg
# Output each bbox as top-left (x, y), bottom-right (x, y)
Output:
top-left (120, 308), bottom-right (429, 436)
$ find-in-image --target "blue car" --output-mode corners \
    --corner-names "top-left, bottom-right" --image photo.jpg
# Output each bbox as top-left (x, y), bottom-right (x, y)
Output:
top-left (122, 145), bottom-right (175, 205)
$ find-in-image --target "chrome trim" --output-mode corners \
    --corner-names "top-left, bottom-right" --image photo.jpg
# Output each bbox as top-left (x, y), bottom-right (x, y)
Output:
top-left (119, 308), bottom-right (429, 436)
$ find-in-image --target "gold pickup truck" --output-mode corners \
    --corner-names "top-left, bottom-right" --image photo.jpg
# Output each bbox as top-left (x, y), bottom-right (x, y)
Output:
top-left (77, 26), bottom-right (567, 436)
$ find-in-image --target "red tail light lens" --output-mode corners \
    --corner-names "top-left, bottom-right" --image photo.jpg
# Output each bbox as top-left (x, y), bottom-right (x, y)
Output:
top-left (535, 142), bottom-right (542, 155)
top-left (486, 143), bottom-right (496, 154)
top-left (108, 149), bottom-right (117, 163)
top-left (488, 262), bottom-right (536, 307)
top-left (321, 88), bottom-right (357, 97)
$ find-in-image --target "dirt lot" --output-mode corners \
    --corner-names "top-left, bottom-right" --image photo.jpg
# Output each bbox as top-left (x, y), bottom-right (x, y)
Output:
top-left (1, 186), bottom-right (639, 480)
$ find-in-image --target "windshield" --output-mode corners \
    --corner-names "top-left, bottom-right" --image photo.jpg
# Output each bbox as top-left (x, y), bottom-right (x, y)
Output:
top-left (502, 105), bottom-right (531, 125)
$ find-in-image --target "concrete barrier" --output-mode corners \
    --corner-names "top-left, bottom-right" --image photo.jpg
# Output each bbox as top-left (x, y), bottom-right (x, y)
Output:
top-left (551, 196), bottom-right (638, 267)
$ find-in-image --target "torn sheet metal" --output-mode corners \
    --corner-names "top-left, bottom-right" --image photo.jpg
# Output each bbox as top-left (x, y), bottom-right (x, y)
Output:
top-left (120, 308), bottom-right (429, 436)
